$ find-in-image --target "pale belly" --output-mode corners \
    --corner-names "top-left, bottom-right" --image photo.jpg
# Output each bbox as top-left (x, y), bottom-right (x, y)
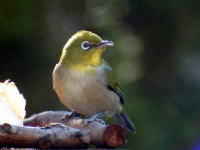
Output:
top-left (53, 64), bottom-right (121, 117)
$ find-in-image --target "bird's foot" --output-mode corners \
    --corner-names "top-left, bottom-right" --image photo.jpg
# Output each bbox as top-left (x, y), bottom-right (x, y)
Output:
top-left (83, 118), bottom-right (105, 126)
top-left (83, 112), bottom-right (106, 126)
top-left (93, 118), bottom-right (105, 125)
top-left (69, 111), bottom-right (84, 118)
top-left (60, 111), bottom-right (84, 121)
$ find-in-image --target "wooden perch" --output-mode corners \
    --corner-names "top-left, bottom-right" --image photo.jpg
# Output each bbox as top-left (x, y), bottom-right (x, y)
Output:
top-left (0, 111), bottom-right (126, 148)
top-left (0, 123), bottom-right (90, 148)
top-left (24, 111), bottom-right (126, 148)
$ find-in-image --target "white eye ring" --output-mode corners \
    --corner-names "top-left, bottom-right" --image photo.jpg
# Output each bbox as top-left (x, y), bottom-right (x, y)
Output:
top-left (81, 41), bottom-right (91, 50)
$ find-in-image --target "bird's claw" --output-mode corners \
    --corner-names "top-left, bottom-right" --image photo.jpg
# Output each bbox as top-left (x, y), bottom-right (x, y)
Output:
top-left (94, 118), bottom-right (105, 125)
top-left (83, 118), bottom-right (105, 126)
top-left (69, 111), bottom-right (84, 118)
top-left (60, 111), bottom-right (83, 121)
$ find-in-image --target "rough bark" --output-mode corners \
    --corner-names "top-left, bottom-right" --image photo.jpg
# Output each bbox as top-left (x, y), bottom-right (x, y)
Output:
top-left (0, 123), bottom-right (90, 148)
top-left (0, 111), bottom-right (126, 148)
top-left (24, 111), bottom-right (126, 148)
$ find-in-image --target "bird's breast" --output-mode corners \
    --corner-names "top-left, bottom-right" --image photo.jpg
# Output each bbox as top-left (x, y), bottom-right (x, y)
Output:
top-left (53, 63), bottom-right (121, 117)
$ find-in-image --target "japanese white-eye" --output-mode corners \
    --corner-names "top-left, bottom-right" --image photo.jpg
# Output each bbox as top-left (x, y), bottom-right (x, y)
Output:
top-left (53, 30), bottom-right (135, 133)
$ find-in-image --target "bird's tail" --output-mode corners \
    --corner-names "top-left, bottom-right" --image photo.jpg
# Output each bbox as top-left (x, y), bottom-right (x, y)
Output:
top-left (114, 111), bottom-right (136, 133)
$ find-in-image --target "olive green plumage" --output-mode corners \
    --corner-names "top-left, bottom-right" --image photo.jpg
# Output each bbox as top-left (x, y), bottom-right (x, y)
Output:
top-left (60, 30), bottom-right (102, 68)
top-left (53, 30), bottom-right (135, 133)
top-left (103, 60), bottom-right (125, 104)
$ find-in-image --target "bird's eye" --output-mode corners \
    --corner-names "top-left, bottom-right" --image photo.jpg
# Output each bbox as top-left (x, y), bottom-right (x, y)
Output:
top-left (81, 41), bottom-right (91, 50)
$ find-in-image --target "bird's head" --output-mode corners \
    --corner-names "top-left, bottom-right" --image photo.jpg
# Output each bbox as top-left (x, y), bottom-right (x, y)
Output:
top-left (60, 30), bottom-right (113, 70)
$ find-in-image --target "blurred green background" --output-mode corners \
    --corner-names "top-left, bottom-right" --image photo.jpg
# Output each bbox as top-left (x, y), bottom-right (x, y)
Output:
top-left (0, 0), bottom-right (200, 149)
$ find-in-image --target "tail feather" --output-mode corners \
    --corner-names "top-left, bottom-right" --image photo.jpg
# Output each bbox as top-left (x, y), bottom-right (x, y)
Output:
top-left (114, 111), bottom-right (136, 133)
top-left (114, 113), bottom-right (125, 126)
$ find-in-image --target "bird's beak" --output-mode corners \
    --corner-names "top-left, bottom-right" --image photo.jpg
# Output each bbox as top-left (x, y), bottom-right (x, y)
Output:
top-left (97, 40), bottom-right (114, 48)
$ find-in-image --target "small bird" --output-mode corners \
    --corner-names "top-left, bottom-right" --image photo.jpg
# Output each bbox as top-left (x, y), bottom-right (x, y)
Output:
top-left (53, 30), bottom-right (135, 133)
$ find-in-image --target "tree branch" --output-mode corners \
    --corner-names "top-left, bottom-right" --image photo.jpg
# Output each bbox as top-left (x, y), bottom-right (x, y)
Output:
top-left (0, 111), bottom-right (126, 148)
top-left (24, 111), bottom-right (126, 148)
top-left (0, 123), bottom-right (90, 148)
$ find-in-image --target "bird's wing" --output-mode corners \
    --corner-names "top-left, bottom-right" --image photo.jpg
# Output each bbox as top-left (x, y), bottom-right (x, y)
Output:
top-left (103, 60), bottom-right (125, 105)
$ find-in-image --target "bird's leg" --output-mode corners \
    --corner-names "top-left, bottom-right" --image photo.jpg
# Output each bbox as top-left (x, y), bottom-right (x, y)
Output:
top-left (60, 110), bottom-right (84, 121)
top-left (69, 110), bottom-right (84, 118)
top-left (91, 112), bottom-right (106, 120)
top-left (84, 112), bottom-right (106, 125)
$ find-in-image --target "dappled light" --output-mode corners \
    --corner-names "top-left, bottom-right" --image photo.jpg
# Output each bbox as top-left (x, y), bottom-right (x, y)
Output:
top-left (0, 0), bottom-right (200, 149)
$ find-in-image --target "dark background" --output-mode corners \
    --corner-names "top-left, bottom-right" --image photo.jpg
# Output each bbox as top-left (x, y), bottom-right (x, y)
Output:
top-left (0, 0), bottom-right (200, 149)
